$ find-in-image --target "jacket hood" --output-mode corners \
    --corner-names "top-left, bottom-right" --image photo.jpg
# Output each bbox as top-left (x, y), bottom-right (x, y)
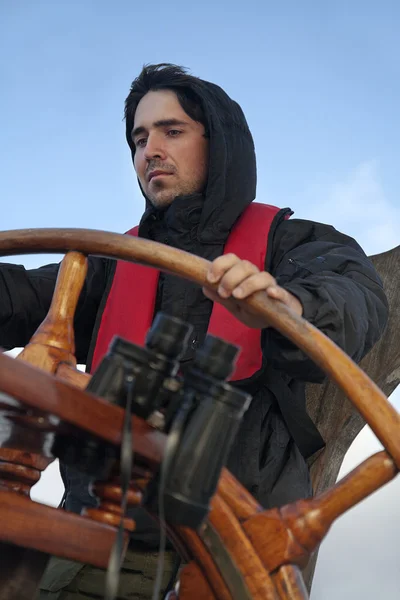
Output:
top-left (126, 78), bottom-right (257, 244)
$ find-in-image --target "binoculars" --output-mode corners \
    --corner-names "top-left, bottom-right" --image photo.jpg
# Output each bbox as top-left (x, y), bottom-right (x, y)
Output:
top-left (53, 313), bottom-right (251, 529)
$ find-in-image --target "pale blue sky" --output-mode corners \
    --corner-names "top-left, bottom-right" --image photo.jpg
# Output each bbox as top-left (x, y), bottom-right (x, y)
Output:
top-left (1, 2), bottom-right (399, 248)
top-left (1, 2), bottom-right (400, 598)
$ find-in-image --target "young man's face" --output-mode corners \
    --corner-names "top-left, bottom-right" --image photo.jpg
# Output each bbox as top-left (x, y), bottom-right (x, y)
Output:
top-left (132, 89), bottom-right (209, 209)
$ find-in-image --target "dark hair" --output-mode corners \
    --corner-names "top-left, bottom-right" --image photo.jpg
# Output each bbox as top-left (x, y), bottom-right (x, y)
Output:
top-left (125, 63), bottom-right (208, 151)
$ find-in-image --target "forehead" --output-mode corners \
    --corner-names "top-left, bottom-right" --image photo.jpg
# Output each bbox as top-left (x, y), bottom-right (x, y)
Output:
top-left (133, 90), bottom-right (190, 129)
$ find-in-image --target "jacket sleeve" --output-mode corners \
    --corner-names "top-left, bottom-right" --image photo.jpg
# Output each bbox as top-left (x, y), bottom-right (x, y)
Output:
top-left (0, 256), bottom-right (108, 364)
top-left (262, 218), bottom-right (389, 383)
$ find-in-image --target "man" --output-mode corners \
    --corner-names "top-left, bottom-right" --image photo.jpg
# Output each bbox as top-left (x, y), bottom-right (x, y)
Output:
top-left (0, 64), bottom-right (388, 599)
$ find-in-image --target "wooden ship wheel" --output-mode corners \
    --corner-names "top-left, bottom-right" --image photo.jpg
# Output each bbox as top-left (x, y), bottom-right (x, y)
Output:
top-left (0, 228), bottom-right (399, 600)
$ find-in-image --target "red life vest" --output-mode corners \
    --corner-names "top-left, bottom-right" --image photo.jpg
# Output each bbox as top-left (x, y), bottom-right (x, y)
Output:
top-left (90, 202), bottom-right (283, 381)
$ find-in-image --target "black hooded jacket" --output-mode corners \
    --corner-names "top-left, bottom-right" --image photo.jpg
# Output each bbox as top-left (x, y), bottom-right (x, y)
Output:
top-left (0, 79), bottom-right (388, 544)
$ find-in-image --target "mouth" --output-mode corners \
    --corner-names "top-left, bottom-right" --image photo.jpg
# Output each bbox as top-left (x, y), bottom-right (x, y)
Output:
top-left (148, 170), bottom-right (173, 182)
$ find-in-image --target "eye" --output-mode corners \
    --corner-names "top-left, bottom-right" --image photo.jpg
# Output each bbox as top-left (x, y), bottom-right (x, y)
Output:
top-left (167, 129), bottom-right (182, 137)
top-left (135, 138), bottom-right (147, 148)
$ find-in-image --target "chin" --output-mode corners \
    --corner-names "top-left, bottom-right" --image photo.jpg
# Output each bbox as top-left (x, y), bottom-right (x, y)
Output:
top-left (149, 194), bottom-right (175, 209)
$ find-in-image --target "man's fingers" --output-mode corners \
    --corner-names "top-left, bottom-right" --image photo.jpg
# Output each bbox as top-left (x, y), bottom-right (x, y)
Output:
top-left (266, 286), bottom-right (286, 300)
top-left (204, 257), bottom-right (303, 325)
top-left (202, 286), bottom-right (238, 311)
top-left (231, 271), bottom-right (276, 299)
top-left (206, 254), bottom-right (241, 283)
top-left (217, 261), bottom-right (264, 298)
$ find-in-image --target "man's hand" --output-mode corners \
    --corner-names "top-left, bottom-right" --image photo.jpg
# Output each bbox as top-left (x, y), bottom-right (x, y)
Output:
top-left (203, 253), bottom-right (303, 328)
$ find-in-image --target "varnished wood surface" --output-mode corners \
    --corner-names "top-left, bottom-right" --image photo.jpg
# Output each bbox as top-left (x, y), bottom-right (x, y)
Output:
top-left (0, 228), bottom-right (398, 470)
top-left (55, 362), bottom-right (90, 387)
top-left (175, 527), bottom-right (232, 600)
top-left (281, 450), bottom-right (397, 552)
top-left (0, 351), bottom-right (165, 467)
top-left (83, 478), bottom-right (142, 532)
top-left (0, 489), bottom-right (127, 568)
top-left (0, 229), bottom-right (399, 599)
top-left (243, 451), bottom-right (398, 573)
top-left (303, 245), bottom-right (400, 589)
top-left (0, 252), bottom-right (90, 599)
top-left (176, 528), bottom-right (233, 600)
top-left (17, 252), bottom-right (87, 371)
top-left (217, 468), bottom-right (261, 522)
top-left (208, 496), bottom-right (279, 599)
top-left (0, 448), bottom-right (52, 496)
top-left (179, 563), bottom-right (217, 600)
top-left (272, 565), bottom-right (309, 599)
top-left (307, 245), bottom-right (400, 492)
top-left (242, 507), bottom-right (308, 573)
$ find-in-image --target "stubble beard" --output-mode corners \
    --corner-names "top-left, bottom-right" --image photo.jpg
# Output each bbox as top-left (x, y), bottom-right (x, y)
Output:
top-left (146, 178), bottom-right (204, 209)
top-left (146, 181), bottom-right (177, 208)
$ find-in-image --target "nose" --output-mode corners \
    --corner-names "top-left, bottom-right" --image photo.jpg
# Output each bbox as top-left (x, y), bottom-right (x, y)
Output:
top-left (144, 132), bottom-right (167, 161)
